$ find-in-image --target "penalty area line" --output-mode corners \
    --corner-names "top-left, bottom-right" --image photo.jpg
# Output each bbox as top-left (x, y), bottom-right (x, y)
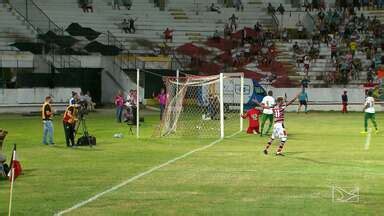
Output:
top-left (54, 131), bottom-right (240, 216)
top-left (364, 128), bottom-right (372, 150)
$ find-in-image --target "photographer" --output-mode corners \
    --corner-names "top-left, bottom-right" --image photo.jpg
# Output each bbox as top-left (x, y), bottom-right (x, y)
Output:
top-left (63, 105), bottom-right (78, 147)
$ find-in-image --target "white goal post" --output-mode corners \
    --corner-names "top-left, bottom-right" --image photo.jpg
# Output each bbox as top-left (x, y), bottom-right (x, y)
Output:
top-left (159, 73), bottom-right (244, 138)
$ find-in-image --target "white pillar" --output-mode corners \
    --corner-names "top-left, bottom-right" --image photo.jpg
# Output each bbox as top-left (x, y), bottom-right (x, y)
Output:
top-left (219, 73), bottom-right (224, 139)
top-left (240, 74), bottom-right (244, 132)
top-left (176, 69), bottom-right (180, 94)
top-left (136, 68), bottom-right (140, 138)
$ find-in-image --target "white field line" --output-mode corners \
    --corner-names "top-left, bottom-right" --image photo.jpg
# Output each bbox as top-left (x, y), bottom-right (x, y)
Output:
top-left (364, 128), bottom-right (372, 150)
top-left (55, 132), bottom-right (240, 216)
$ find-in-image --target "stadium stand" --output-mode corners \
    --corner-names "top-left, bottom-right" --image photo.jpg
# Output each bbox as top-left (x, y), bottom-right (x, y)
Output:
top-left (0, 5), bottom-right (36, 51)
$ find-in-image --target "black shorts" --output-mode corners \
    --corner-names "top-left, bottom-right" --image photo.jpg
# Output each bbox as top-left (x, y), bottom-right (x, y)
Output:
top-left (299, 100), bottom-right (307, 105)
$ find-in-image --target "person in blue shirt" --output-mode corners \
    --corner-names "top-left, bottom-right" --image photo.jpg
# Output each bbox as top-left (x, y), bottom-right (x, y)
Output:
top-left (297, 88), bottom-right (309, 113)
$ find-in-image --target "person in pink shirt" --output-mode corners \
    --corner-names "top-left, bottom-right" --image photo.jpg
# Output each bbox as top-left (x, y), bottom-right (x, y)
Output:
top-left (114, 91), bottom-right (124, 123)
top-left (154, 88), bottom-right (167, 120)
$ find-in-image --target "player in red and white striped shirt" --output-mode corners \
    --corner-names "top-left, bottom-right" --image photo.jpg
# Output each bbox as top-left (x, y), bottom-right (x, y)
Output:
top-left (256, 94), bottom-right (298, 156)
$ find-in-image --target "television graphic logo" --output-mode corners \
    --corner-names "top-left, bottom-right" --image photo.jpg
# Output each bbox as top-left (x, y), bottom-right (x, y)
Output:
top-left (332, 186), bottom-right (360, 203)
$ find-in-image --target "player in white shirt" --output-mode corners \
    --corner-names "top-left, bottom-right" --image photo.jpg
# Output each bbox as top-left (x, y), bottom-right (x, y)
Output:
top-left (259, 90), bottom-right (275, 136)
top-left (361, 91), bottom-right (379, 134)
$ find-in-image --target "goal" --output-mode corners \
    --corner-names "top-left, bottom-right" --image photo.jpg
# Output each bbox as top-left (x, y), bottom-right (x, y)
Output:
top-left (159, 73), bottom-right (244, 138)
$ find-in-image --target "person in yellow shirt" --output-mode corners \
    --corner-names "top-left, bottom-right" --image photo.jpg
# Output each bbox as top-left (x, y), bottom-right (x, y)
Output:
top-left (63, 105), bottom-right (78, 147)
top-left (350, 41), bottom-right (357, 57)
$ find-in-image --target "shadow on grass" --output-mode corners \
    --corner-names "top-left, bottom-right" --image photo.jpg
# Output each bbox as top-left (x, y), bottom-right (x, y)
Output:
top-left (285, 155), bottom-right (347, 167)
top-left (52, 145), bottom-right (103, 151)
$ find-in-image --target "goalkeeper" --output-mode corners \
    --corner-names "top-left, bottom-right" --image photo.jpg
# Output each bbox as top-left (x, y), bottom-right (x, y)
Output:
top-left (241, 107), bottom-right (262, 134)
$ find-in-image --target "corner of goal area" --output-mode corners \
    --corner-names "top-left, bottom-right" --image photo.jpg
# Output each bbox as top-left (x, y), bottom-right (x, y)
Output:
top-left (53, 131), bottom-right (242, 216)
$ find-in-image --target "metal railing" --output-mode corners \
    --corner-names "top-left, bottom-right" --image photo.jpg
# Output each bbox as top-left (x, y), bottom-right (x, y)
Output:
top-left (8, 0), bottom-right (81, 69)
top-left (10, 0), bottom-right (62, 34)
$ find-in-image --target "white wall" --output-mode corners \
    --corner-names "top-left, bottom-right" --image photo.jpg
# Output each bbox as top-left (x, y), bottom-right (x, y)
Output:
top-left (0, 87), bottom-right (81, 104)
top-left (265, 87), bottom-right (383, 111)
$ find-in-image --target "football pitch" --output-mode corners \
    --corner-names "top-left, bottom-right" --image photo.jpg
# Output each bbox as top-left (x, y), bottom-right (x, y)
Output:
top-left (0, 110), bottom-right (383, 215)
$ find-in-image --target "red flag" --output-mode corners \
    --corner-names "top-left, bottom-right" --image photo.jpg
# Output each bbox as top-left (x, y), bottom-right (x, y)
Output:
top-left (8, 145), bottom-right (22, 181)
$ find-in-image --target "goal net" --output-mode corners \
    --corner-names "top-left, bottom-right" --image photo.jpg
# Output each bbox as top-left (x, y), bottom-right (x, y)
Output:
top-left (159, 73), bottom-right (244, 138)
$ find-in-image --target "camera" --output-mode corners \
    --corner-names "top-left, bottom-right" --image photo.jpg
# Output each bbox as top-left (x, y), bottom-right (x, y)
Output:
top-left (76, 100), bottom-right (89, 119)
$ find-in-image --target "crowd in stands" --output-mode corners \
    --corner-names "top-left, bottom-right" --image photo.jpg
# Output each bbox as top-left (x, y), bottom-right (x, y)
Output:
top-left (315, 7), bottom-right (383, 85)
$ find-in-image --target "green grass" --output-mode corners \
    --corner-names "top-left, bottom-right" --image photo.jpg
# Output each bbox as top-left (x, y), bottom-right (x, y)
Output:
top-left (0, 110), bottom-right (383, 215)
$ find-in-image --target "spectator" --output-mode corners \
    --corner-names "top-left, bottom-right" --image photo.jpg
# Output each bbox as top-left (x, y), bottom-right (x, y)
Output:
top-left (277, 3), bottom-right (285, 15)
top-left (229, 14), bottom-right (238, 31)
top-left (41, 96), bottom-right (54, 145)
top-left (121, 19), bottom-right (129, 33)
top-left (234, 0), bottom-right (244, 11)
top-left (293, 41), bottom-right (301, 54)
top-left (154, 88), bottom-right (167, 120)
top-left (342, 90), bottom-right (348, 113)
top-left (112, 0), bottom-right (120, 10)
top-left (281, 28), bottom-right (288, 42)
top-left (301, 76), bottom-right (311, 88)
top-left (164, 28), bottom-right (173, 43)
top-left (303, 55), bottom-right (310, 76)
top-left (123, 0), bottom-right (132, 9)
top-left (349, 40), bottom-right (357, 57)
top-left (210, 3), bottom-right (221, 13)
top-left (0, 154), bottom-right (10, 177)
top-left (254, 22), bottom-right (262, 32)
top-left (224, 23), bottom-right (232, 38)
top-left (304, 0), bottom-right (311, 11)
top-left (114, 91), bottom-right (124, 123)
top-left (84, 91), bottom-right (96, 111)
top-left (330, 39), bottom-right (338, 61)
top-left (69, 91), bottom-right (79, 105)
top-left (128, 17), bottom-right (137, 33)
top-left (80, 0), bottom-right (93, 13)
top-left (267, 3), bottom-right (275, 14)
top-left (296, 20), bottom-right (305, 39)
top-left (212, 29), bottom-right (221, 42)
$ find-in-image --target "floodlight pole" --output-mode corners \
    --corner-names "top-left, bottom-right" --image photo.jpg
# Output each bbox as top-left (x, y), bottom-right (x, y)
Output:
top-left (136, 68), bottom-right (140, 138)
top-left (220, 73), bottom-right (224, 139)
top-left (240, 74), bottom-right (244, 132)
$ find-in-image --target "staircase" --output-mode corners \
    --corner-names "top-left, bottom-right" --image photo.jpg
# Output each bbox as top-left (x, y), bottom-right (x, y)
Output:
top-left (0, 4), bottom-right (36, 51)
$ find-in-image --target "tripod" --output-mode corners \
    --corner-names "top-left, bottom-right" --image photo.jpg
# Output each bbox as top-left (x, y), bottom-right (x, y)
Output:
top-left (75, 116), bottom-right (93, 147)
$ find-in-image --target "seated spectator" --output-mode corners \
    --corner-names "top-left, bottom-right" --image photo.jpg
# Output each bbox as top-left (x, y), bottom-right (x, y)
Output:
top-left (301, 76), bottom-right (311, 88)
top-left (210, 3), bottom-right (221, 13)
top-left (282, 28), bottom-right (288, 42)
top-left (164, 28), bottom-right (173, 43)
top-left (80, 0), bottom-right (93, 13)
top-left (293, 41), bottom-right (301, 54)
top-left (121, 19), bottom-right (129, 33)
top-left (212, 30), bottom-right (221, 42)
top-left (0, 154), bottom-right (9, 178)
top-left (121, 0), bottom-right (132, 10)
top-left (267, 3), bottom-right (275, 14)
top-left (277, 3), bottom-right (285, 15)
